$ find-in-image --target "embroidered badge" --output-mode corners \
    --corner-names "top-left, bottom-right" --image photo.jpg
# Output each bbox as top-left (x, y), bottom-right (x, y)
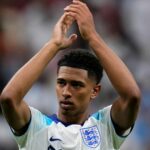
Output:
top-left (80, 126), bottom-right (101, 148)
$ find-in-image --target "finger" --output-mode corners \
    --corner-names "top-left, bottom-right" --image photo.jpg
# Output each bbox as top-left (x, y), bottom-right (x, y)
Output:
top-left (72, 0), bottom-right (83, 3)
top-left (61, 15), bottom-right (75, 35)
top-left (73, 0), bottom-right (85, 6)
top-left (69, 34), bottom-right (78, 41)
top-left (64, 6), bottom-right (81, 17)
top-left (65, 12), bottom-right (78, 21)
top-left (59, 13), bottom-right (74, 26)
top-left (72, 0), bottom-right (89, 13)
top-left (64, 4), bottom-right (79, 11)
top-left (64, 3), bottom-right (86, 15)
top-left (58, 13), bottom-right (67, 24)
top-left (65, 15), bottom-right (74, 26)
top-left (66, 34), bottom-right (78, 46)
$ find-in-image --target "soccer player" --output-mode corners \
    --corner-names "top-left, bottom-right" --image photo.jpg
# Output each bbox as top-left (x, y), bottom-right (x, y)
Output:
top-left (0, 0), bottom-right (141, 149)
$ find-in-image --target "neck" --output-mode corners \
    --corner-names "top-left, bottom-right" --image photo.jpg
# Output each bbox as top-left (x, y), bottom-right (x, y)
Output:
top-left (57, 110), bottom-right (90, 125)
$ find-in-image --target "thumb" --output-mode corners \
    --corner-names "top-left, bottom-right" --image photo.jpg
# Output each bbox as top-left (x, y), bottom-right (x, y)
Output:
top-left (67, 34), bottom-right (78, 46)
top-left (70, 34), bottom-right (78, 42)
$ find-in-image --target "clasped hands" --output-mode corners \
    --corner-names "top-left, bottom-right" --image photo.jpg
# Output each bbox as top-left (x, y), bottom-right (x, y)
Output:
top-left (51, 0), bottom-right (96, 50)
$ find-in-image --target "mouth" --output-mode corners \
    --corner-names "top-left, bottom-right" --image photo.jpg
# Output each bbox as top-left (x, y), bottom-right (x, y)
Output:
top-left (60, 101), bottom-right (74, 110)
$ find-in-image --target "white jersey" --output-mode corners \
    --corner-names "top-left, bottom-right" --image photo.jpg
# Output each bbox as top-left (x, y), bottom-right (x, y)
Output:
top-left (13, 106), bottom-right (131, 150)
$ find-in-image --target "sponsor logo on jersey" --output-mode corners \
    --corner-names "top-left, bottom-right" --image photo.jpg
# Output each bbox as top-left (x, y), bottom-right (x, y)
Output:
top-left (49, 136), bottom-right (62, 142)
top-left (80, 126), bottom-right (101, 148)
top-left (48, 137), bottom-right (62, 150)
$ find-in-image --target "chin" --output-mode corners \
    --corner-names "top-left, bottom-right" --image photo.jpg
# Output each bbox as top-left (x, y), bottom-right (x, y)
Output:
top-left (61, 109), bottom-right (73, 115)
top-left (60, 108), bottom-right (76, 116)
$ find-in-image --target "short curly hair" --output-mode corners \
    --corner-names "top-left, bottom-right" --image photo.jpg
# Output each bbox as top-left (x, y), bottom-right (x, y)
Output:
top-left (57, 49), bottom-right (103, 84)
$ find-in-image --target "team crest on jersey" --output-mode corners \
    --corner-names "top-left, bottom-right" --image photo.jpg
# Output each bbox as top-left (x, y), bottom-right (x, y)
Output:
top-left (80, 126), bottom-right (101, 148)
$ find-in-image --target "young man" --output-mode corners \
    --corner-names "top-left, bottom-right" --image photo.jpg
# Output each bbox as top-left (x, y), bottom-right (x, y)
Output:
top-left (0, 0), bottom-right (140, 149)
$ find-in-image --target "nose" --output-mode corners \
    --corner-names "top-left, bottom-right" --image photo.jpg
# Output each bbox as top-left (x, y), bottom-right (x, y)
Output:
top-left (62, 85), bottom-right (72, 99)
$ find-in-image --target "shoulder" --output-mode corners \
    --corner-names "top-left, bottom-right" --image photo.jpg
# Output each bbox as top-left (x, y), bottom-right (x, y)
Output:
top-left (29, 106), bottom-right (53, 126)
top-left (90, 105), bottom-right (112, 122)
top-left (13, 107), bottom-right (54, 148)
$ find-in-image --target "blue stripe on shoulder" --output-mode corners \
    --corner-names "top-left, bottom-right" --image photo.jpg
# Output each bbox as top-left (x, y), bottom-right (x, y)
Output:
top-left (44, 115), bottom-right (53, 125)
top-left (91, 111), bottom-right (102, 120)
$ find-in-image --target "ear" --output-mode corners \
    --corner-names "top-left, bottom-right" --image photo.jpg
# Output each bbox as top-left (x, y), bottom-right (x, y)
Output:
top-left (90, 84), bottom-right (101, 100)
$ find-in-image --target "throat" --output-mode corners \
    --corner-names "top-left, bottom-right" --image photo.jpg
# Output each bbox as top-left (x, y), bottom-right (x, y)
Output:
top-left (57, 111), bottom-right (89, 125)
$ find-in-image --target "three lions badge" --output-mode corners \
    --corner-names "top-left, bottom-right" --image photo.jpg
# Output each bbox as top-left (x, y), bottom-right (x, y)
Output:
top-left (80, 126), bottom-right (101, 148)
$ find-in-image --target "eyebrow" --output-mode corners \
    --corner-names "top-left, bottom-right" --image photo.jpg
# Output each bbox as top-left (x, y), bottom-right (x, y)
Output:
top-left (57, 78), bottom-right (85, 85)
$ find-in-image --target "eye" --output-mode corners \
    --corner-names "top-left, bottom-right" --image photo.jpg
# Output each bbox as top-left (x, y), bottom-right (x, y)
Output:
top-left (57, 79), bottom-right (66, 87)
top-left (71, 81), bottom-right (84, 89)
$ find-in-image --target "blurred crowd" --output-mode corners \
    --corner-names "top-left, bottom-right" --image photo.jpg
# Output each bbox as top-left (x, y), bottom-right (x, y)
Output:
top-left (0, 0), bottom-right (150, 149)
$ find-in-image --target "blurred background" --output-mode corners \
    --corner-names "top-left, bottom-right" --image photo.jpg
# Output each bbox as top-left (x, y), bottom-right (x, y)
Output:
top-left (0, 0), bottom-right (150, 149)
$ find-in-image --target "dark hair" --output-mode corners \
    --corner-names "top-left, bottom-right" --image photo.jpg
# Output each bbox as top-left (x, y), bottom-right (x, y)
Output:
top-left (57, 49), bottom-right (103, 84)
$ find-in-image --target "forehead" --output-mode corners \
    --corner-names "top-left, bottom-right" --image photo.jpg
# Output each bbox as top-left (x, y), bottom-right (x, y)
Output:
top-left (57, 66), bottom-right (88, 81)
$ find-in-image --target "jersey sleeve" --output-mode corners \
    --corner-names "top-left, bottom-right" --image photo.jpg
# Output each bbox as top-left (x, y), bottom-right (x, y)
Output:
top-left (12, 107), bottom-right (53, 149)
top-left (92, 105), bottom-right (132, 149)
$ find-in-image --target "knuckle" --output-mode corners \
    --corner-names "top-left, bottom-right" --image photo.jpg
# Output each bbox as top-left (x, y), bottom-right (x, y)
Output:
top-left (82, 2), bottom-right (87, 7)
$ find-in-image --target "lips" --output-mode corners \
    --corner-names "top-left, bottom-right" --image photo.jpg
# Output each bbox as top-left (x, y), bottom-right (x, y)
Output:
top-left (60, 100), bottom-right (74, 109)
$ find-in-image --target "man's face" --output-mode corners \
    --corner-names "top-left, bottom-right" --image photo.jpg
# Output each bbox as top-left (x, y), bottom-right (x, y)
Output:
top-left (56, 66), bottom-right (99, 117)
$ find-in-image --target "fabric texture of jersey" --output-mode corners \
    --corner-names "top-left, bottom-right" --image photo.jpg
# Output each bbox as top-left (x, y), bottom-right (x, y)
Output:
top-left (13, 106), bottom-right (131, 150)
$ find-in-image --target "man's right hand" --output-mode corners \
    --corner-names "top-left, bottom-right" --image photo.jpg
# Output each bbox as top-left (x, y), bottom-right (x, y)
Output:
top-left (51, 13), bottom-right (77, 50)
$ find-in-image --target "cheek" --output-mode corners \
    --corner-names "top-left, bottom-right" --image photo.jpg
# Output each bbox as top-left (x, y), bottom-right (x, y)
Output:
top-left (56, 86), bottom-right (61, 99)
top-left (76, 91), bottom-right (92, 105)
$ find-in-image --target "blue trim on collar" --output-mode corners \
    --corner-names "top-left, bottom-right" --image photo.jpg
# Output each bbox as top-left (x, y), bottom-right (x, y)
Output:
top-left (47, 114), bottom-right (89, 127)
top-left (48, 114), bottom-right (74, 127)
